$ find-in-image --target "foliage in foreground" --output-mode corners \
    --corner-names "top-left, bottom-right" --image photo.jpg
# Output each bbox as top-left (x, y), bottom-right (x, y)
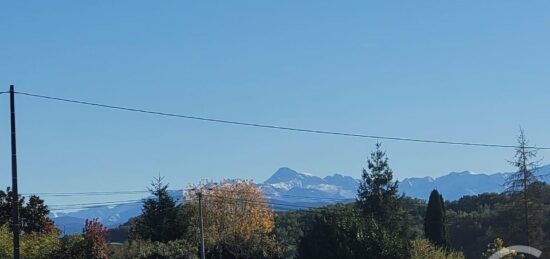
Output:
top-left (410, 239), bottom-right (464, 259)
top-left (111, 239), bottom-right (198, 259)
top-left (52, 218), bottom-right (110, 259)
top-left (296, 204), bottom-right (411, 259)
top-left (0, 224), bottom-right (59, 259)
top-left (0, 217), bottom-right (111, 259)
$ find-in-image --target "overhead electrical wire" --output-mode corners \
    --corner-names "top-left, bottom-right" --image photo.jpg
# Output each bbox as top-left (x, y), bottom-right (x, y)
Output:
top-left (49, 201), bottom-right (355, 216)
top-left (23, 190), bottom-right (150, 197)
top-left (11, 90), bottom-right (548, 150)
top-left (46, 192), bottom-right (550, 214)
top-left (46, 194), bottom-right (344, 209)
top-left (203, 193), bottom-right (334, 210)
top-left (45, 188), bottom-right (546, 211)
top-left (3, 90), bottom-right (546, 214)
top-left (49, 199), bottom-right (144, 207)
top-left (23, 189), bottom-right (352, 203)
top-left (45, 192), bottom-right (349, 212)
top-left (49, 202), bottom-right (143, 212)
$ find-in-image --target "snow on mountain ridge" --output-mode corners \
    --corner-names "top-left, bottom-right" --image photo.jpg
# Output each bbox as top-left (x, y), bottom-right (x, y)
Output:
top-left (260, 167), bottom-right (358, 200)
top-left (262, 166), bottom-right (550, 202)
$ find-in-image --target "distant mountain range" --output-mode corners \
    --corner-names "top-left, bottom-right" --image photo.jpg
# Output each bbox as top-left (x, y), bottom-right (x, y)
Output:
top-left (258, 167), bottom-right (358, 202)
top-left (52, 190), bottom-right (183, 235)
top-left (51, 165), bottom-right (550, 234)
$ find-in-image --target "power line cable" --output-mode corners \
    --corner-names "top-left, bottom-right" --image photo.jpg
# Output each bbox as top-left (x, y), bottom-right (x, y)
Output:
top-left (276, 194), bottom-right (352, 202)
top-left (49, 200), bottom-right (357, 216)
top-left (202, 193), bottom-right (347, 210)
top-left (46, 193), bottom-right (343, 212)
top-left (49, 202), bottom-right (143, 211)
top-left (24, 188), bottom-right (352, 202)
top-left (24, 190), bottom-right (149, 197)
top-left (186, 187), bottom-right (354, 202)
top-left (25, 187), bottom-right (352, 201)
top-left (46, 195), bottom-right (348, 213)
top-left (47, 193), bottom-right (550, 214)
top-left (48, 199), bottom-right (143, 207)
top-left (13, 91), bottom-right (548, 150)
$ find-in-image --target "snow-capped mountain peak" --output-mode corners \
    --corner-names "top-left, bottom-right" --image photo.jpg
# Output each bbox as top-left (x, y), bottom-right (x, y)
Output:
top-left (259, 167), bottom-right (357, 200)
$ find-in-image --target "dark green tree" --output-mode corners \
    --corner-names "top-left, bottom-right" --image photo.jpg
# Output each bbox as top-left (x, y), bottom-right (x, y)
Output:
top-left (297, 204), bottom-right (409, 259)
top-left (357, 142), bottom-right (400, 225)
top-left (424, 189), bottom-right (449, 248)
top-left (22, 195), bottom-right (54, 233)
top-left (0, 187), bottom-right (54, 234)
top-left (0, 187), bottom-right (21, 227)
top-left (355, 143), bottom-right (409, 258)
top-left (297, 205), bottom-right (365, 259)
top-left (130, 176), bottom-right (188, 242)
top-left (53, 235), bottom-right (86, 259)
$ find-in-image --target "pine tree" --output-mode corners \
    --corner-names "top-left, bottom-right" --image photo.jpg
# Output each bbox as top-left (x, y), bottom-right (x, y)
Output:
top-left (131, 176), bottom-right (187, 242)
top-left (424, 189), bottom-right (449, 248)
top-left (357, 142), bottom-right (400, 225)
top-left (504, 129), bottom-right (540, 246)
top-left (356, 142), bottom-right (409, 258)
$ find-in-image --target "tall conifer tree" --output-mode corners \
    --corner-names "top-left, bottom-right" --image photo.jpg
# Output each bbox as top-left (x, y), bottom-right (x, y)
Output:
top-left (357, 142), bottom-right (400, 225)
top-left (424, 189), bottom-right (449, 248)
top-left (505, 129), bottom-right (540, 246)
top-left (356, 143), bottom-right (409, 258)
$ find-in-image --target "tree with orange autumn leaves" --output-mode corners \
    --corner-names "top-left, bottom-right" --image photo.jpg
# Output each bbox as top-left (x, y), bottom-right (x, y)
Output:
top-left (186, 180), bottom-right (282, 259)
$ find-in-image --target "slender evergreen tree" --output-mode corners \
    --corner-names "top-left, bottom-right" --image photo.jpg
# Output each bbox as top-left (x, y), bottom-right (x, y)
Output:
top-left (505, 129), bottom-right (540, 246)
top-left (424, 189), bottom-right (449, 248)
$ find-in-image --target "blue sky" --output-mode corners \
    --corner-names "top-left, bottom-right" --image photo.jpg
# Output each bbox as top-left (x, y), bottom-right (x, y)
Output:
top-left (1, 1), bottom-right (550, 204)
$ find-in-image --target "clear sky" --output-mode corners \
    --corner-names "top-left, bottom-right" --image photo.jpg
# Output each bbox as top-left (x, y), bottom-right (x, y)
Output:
top-left (1, 1), bottom-right (550, 204)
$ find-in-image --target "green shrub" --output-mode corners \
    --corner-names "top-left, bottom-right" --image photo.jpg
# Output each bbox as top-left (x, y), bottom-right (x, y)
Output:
top-left (53, 234), bottom-right (87, 259)
top-left (0, 224), bottom-right (60, 259)
top-left (410, 239), bottom-right (464, 259)
top-left (111, 239), bottom-right (198, 259)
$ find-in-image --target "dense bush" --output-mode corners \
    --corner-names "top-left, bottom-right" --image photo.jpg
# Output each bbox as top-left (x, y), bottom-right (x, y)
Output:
top-left (410, 239), bottom-right (464, 259)
top-left (51, 219), bottom-right (110, 259)
top-left (0, 224), bottom-right (59, 259)
top-left (110, 239), bottom-right (198, 259)
top-left (53, 234), bottom-right (87, 258)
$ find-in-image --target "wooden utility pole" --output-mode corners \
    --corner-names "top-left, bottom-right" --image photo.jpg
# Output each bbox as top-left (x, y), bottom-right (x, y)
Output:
top-left (198, 192), bottom-right (206, 259)
top-left (10, 85), bottom-right (20, 259)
